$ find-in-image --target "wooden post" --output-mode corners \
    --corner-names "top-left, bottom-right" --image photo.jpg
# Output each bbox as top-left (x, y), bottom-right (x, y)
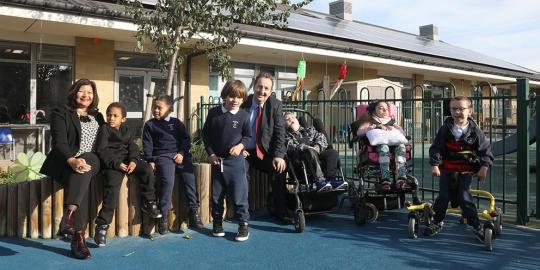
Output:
top-left (195, 163), bottom-right (211, 224)
top-left (7, 183), bottom-right (17, 237)
top-left (52, 180), bottom-right (63, 238)
top-left (0, 184), bottom-right (7, 236)
top-left (29, 180), bottom-right (40, 239)
top-left (168, 173), bottom-right (180, 231)
top-left (128, 175), bottom-right (141, 236)
top-left (116, 175), bottom-right (129, 237)
top-left (17, 182), bottom-right (29, 238)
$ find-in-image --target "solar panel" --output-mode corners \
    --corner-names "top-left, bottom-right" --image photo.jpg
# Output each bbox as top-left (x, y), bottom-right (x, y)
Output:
top-left (286, 9), bottom-right (535, 74)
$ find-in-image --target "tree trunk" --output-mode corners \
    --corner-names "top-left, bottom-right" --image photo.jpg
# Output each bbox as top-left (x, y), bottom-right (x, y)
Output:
top-left (166, 26), bottom-right (183, 96)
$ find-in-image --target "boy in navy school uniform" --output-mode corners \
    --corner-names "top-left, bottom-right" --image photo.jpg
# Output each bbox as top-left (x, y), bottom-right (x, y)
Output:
top-left (94, 102), bottom-right (162, 246)
top-left (142, 95), bottom-right (204, 235)
top-left (202, 80), bottom-right (251, 241)
top-left (425, 96), bottom-right (494, 243)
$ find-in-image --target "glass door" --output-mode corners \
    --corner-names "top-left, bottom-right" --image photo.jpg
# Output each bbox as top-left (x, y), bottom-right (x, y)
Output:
top-left (115, 70), bottom-right (175, 137)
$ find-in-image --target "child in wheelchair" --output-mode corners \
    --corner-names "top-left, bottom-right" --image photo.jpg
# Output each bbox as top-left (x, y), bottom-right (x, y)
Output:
top-left (284, 112), bottom-right (347, 192)
top-left (356, 100), bottom-right (410, 192)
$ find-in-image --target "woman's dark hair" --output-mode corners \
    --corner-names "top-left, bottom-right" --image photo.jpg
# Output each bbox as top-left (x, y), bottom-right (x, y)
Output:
top-left (106, 102), bottom-right (127, 118)
top-left (66, 79), bottom-right (99, 115)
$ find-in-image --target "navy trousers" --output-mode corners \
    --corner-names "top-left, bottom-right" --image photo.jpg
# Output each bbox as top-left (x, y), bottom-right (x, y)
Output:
top-left (154, 154), bottom-right (199, 214)
top-left (433, 172), bottom-right (480, 228)
top-left (211, 155), bottom-right (249, 222)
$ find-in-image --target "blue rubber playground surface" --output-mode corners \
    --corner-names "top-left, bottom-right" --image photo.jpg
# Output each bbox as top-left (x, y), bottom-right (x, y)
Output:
top-left (1, 209), bottom-right (540, 270)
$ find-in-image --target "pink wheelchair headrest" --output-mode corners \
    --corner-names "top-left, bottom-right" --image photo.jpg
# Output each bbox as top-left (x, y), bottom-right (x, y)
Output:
top-left (356, 102), bottom-right (396, 119)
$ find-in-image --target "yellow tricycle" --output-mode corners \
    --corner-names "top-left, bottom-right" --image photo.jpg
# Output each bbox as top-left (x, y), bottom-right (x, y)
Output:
top-left (407, 189), bottom-right (503, 251)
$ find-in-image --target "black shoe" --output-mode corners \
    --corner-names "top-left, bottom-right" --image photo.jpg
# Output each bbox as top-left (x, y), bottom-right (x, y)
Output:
top-left (158, 216), bottom-right (169, 235)
top-left (189, 210), bottom-right (204, 229)
top-left (212, 220), bottom-right (225, 237)
top-left (93, 224), bottom-right (108, 247)
top-left (424, 222), bottom-right (443, 236)
top-left (473, 227), bottom-right (485, 243)
top-left (142, 200), bottom-right (162, 219)
top-left (235, 222), bottom-right (249, 242)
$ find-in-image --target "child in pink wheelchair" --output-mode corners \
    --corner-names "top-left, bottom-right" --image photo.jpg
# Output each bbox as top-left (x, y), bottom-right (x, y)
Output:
top-left (356, 100), bottom-right (409, 192)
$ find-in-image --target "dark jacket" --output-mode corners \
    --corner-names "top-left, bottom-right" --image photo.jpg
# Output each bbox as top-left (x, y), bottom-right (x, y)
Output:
top-left (96, 124), bottom-right (139, 170)
top-left (240, 95), bottom-right (286, 159)
top-left (429, 117), bottom-right (493, 168)
top-left (40, 106), bottom-right (104, 183)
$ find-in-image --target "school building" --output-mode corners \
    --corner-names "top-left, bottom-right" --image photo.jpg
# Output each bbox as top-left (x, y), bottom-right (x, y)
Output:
top-left (0, 0), bottom-right (538, 148)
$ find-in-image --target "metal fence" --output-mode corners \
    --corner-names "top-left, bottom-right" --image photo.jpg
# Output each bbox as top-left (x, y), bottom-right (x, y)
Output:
top-left (193, 79), bottom-right (537, 224)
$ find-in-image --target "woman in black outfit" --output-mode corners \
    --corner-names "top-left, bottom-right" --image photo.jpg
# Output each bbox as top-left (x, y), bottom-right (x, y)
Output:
top-left (40, 79), bottom-right (104, 259)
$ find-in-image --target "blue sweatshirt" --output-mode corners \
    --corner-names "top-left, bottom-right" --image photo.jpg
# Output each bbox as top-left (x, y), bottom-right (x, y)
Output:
top-left (142, 117), bottom-right (190, 162)
top-left (202, 106), bottom-right (251, 158)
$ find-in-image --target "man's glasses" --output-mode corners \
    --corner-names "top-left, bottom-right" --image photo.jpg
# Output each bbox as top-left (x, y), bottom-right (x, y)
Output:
top-left (450, 107), bottom-right (469, 113)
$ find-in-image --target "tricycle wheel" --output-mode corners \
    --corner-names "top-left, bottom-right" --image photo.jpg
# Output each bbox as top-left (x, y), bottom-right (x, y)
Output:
top-left (484, 228), bottom-right (494, 251)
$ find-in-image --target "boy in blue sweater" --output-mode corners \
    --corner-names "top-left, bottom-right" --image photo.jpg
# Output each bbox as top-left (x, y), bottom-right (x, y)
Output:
top-left (202, 80), bottom-right (251, 241)
top-left (142, 95), bottom-right (203, 235)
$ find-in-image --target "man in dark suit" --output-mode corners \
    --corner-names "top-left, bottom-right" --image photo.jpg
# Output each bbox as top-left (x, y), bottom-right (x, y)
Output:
top-left (241, 72), bottom-right (288, 222)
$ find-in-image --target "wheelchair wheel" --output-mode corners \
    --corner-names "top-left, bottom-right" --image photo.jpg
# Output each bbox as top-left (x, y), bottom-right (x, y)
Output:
top-left (408, 214), bottom-right (420, 239)
top-left (354, 202), bottom-right (367, 226)
top-left (494, 208), bottom-right (503, 236)
top-left (294, 210), bottom-right (305, 233)
top-left (484, 228), bottom-right (494, 251)
top-left (365, 202), bottom-right (378, 223)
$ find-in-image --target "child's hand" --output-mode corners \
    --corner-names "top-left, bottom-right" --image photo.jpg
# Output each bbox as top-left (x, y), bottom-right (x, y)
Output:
top-left (431, 166), bottom-right (441, 177)
top-left (208, 154), bottom-right (220, 165)
top-left (242, 150), bottom-right (249, 158)
top-left (119, 163), bottom-right (129, 173)
top-left (149, 162), bottom-right (156, 171)
top-left (174, 153), bottom-right (184, 164)
top-left (127, 161), bottom-right (137, 174)
top-left (476, 166), bottom-right (488, 181)
top-left (229, 144), bottom-right (244, 157)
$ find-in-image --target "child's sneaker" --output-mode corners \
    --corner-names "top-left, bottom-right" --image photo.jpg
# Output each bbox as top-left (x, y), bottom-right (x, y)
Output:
top-left (93, 224), bottom-right (108, 247)
top-left (189, 210), bottom-right (204, 229)
top-left (316, 179), bottom-right (332, 192)
top-left (235, 222), bottom-right (249, 242)
top-left (424, 222), bottom-right (443, 236)
top-left (473, 226), bottom-right (485, 243)
top-left (329, 178), bottom-right (348, 190)
top-left (141, 200), bottom-right (162, 219)
top-left (212, 220), bottom-right (225, 237)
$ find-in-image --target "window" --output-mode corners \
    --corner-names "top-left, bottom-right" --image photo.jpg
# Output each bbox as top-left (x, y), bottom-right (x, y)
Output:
top-left (36, 45), bottom-right (74, 124)
top-left (209, 62), bottom-right (297, 100)
top-left (0, 62), bottom-right (30, 123)
top-left (497, 88), bottom-right (512, 122)
top-left (0, 41), bottom-right (73, 124)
